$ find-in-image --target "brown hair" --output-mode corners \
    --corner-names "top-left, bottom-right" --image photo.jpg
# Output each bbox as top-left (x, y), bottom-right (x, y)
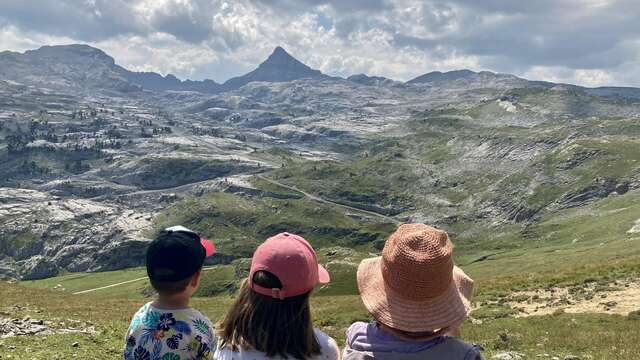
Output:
top-left (216, 271), bottom-right (321, 359)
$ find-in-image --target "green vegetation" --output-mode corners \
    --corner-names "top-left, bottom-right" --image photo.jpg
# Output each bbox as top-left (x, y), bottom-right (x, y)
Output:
top-left (0, 230), bottom-right (38, 255)
top-left (12, 250), bottom-right (640, 358)
top-left (16, 178), bottom-right (640, 357)
top-left (151, 192), bottom-right (396, 258)
top-left (109, 157), bottom-right (255, 190)
top-left (273, 153), bottom-right (418, 210)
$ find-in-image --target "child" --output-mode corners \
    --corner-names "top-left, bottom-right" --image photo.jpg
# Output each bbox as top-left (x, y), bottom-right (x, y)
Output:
top-left (124, 226), bottom-right (217, 360)
top-left (343, 223), bottom-right (484, 360)
top-left (215, 232), bottom-right (340, 360)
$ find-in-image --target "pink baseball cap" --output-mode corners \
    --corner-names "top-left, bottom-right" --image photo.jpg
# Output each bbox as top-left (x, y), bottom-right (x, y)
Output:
top-left (249, 232), bottom-right (330, 299)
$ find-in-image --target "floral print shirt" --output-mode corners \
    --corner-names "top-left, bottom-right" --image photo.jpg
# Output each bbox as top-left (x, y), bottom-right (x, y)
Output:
top-left (124, 302), bottom-right (215, 360)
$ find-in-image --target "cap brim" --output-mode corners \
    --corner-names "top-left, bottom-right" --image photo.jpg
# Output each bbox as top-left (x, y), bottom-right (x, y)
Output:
top-left (318, 264), bottom-right (330, 284)
top-left (200, 238), bottom-right (216, 257)
top-left (356, 257), bottom-right (473, 332)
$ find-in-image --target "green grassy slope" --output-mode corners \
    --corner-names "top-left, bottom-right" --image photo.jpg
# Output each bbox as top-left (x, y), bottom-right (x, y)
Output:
top-left (10, 254), bottom-right (640, 359)
top-left (150, 192), bottom-right (396, 258)
top-left (17, 185), bottom-right (640, 357)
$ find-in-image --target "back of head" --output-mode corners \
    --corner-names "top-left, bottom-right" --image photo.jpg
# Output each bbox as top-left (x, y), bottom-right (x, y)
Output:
top-left (216, 270), bottom-right (321, 359)
top-left (146, 226), bottom-right (215, 296)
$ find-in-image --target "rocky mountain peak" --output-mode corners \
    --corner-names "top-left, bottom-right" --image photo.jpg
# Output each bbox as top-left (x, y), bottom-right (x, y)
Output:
top-left (222, 46), bottom-right (327, 90)
top-left (271, 46), bottom-right (289, 57)
top-left (260, 46), bottom-right (302, 68)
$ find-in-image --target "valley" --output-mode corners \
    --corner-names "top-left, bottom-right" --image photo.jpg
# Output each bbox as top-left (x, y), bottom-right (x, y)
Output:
top-left (0, 43), bottom-right (639, 358)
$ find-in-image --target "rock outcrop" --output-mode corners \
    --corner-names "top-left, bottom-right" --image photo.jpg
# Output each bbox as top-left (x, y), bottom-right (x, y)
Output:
top-left (0, 188), bottom-right (153, 280)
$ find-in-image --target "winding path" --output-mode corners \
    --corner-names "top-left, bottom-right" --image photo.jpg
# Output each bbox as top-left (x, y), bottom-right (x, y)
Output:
top-left (256, 174), bottom-right (401, 224)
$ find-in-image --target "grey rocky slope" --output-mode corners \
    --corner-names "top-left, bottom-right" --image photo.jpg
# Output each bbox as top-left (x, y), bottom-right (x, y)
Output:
top-left (0, 45), bottom-right (138, 93)
top-left (1, 44), bottom-right (640, 279)
top-left (0, 44), bottom-right (223, 94)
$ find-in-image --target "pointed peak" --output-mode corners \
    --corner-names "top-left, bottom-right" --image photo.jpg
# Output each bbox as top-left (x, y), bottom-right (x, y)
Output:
top-left (273, 46), bottom-right (287, 54)
top-left (222, 46), bottom-right (326, 89)
top-left (256, 46), bottom-right (314, 73)
top-left (265, 46), bottom-right (296, 63)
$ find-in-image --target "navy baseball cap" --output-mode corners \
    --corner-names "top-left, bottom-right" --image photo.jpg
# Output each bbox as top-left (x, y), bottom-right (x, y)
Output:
top-left (146, 226), bottom-right (216, 282)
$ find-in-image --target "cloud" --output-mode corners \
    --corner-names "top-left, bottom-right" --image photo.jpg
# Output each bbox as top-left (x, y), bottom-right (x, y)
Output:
top-left (95, 33), bottom-right (219, 78)
top-left (0, 0), bottom-right (639, 87)
top-left (0, 0), bottom-right (146, 41)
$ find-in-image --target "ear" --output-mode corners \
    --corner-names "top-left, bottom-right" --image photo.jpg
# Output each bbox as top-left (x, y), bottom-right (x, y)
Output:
top-left (191, 270), bottom-right (202, 288)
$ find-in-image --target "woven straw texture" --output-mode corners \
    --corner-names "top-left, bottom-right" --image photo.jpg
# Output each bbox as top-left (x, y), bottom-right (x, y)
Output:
top-left (357, 224), bottom-right (473, 332)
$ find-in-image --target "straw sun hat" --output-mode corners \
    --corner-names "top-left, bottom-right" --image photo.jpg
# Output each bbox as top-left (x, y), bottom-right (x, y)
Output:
top-left (357, 223), bottom-right (474, 333)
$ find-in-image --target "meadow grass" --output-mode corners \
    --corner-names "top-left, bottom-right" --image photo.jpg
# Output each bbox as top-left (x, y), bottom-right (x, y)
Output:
top-left (7, 255), bottom-right (640, 359)
top-left (10, 139), bottom-right (640, 358)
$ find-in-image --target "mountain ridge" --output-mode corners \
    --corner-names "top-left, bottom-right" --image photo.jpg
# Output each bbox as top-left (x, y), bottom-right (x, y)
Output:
top-left (1, 44), bottom-right (640, 96)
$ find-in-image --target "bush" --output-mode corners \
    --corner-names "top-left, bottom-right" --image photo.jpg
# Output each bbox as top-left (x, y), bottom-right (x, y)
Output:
top-left (628, 310), bottom-right (640, 320)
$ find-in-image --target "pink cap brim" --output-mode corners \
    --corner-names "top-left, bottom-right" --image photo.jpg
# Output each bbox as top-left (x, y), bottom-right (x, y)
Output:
top-left (201, 238), bottom-right (215, 257)
top-left (318, 264), bottom-right (330, 284)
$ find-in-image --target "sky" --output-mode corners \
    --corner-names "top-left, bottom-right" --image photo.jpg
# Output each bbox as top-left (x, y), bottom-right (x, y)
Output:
top-left (1, 0), bottom-right (639, 87)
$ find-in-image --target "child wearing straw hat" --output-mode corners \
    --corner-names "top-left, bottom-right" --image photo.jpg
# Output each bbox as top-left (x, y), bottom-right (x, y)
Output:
top-left (343, 224), bottom-right (484, 360)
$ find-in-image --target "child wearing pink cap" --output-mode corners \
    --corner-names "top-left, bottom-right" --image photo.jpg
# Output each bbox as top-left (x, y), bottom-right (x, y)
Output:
top-left (214, 232), bottom-right (340, 360)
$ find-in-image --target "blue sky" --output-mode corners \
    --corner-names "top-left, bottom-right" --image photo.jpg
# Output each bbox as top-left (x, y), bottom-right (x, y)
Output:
top-left (1, 0), bottom-right (639, 87)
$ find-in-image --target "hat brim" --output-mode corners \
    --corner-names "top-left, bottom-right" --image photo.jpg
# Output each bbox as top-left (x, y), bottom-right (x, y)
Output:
top-left (318, 264), bottom-right (330, 284)
top-left (200, 238), bottom-right (216, 257)
top-left (357, 257), bottom-right (473, 333)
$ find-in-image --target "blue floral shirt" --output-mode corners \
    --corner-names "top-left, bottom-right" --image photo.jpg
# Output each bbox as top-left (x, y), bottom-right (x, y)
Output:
top-left (124, 302), bottom-right (215, 360)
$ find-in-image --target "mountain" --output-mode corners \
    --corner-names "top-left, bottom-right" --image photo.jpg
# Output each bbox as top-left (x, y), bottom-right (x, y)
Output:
top-left (584, 86), bottom-right (640, 99)
top-left (5, 44), bottom-right (640, 99)
top-left (0, 44), bottom-right (139, 93)
top-left (406, 69), bottom-right (553, 90)
top-left (4, 40), bottom-right (640, 358)
top-left (122, 71), bottom-right (222, 93)
top-left (0, 44), bottom-right (223, 94)
top-left (222, 46), bottom-right (329, 90)
top-left (0, 44), bottom-right (326, 94)
top-left (407, 69), bottom-right (478, 83)
top-left (3, 42), bottom-right (640, 284)
top-left (347, 73), bottom-right (398, 86)
top-left (407, 69), bottom-right (640, 99)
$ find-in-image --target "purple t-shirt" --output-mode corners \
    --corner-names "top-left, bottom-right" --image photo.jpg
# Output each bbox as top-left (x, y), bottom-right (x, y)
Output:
top-left (346, 322), bottom-right (445, 353)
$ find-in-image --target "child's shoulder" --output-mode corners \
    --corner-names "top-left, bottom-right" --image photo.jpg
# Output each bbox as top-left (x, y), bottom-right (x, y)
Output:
top-left (130, 302), bottom-right (153, 318)
top-left (135, 301), bottom-right (153, 312)
top-left (184, 307), bottom-right (214, 326)
top-left (128, 302), bottom-right (152, 326)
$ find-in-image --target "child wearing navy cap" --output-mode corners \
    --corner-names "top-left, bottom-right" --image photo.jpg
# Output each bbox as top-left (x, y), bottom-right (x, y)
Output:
top-left (124, 226), bottom-right (216, 360)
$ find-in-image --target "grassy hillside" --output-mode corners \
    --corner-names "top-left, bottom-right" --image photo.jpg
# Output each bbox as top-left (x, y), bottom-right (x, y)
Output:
top-left (17, 184), bottom-right (640, 357)
top-left (11, 251), bottom-right (640, 359)
top-left (150, 191), bottom-right (396, 258)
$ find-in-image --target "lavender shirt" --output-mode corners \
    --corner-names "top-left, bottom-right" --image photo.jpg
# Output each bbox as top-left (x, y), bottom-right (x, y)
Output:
top-left (346, 322), bottom-right (444, 353)
top-left (346, 322), bottom-right (483, 360)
